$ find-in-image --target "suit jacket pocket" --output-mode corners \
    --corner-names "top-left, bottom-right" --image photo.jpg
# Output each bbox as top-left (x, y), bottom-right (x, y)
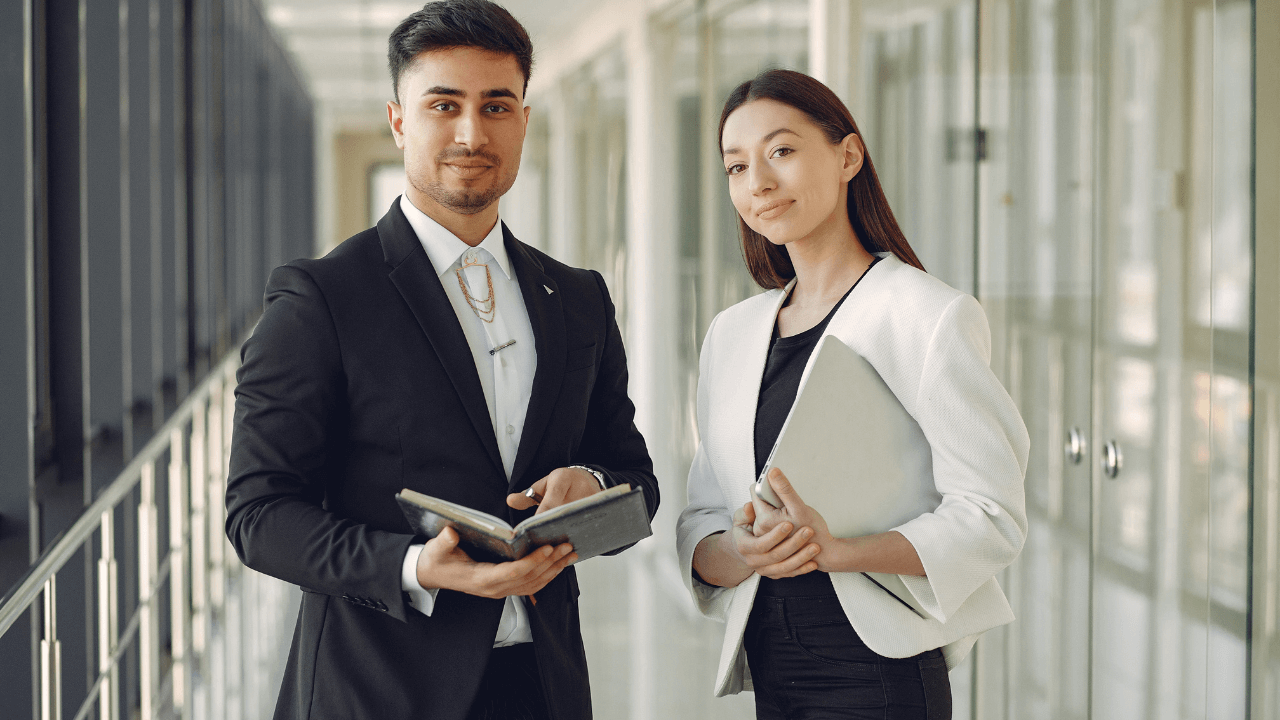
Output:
top-left (564, 343), bottom-right (598, 373)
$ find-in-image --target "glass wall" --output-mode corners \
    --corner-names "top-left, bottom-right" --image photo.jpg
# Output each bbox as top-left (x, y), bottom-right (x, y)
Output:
top-left (975, 0), bottom-right (1255, 718)
top-left (506, 0), bottom-right (1266, 717)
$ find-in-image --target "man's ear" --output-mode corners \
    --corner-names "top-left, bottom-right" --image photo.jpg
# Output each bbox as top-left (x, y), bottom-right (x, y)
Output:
top-left (387, 100), bottom-right (406, 149)
top-left (841, 133), bottom-right (864, 181)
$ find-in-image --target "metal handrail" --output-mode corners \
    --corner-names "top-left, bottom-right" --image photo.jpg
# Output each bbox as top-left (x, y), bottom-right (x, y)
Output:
top-left (0, 344), bottom-right (298, 720)
top-left (0, 352), bottom-right (235, 638)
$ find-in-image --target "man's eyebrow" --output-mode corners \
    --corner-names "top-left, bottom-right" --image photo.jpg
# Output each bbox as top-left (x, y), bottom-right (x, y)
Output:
top-left (420, 86), bottom-right (519, 101)
top-left (481, 88), bottom-right (519, 100)
top-left (423, 85), bottom-right (463, 97)
top-left (722, 127), bottom-right (800, 156)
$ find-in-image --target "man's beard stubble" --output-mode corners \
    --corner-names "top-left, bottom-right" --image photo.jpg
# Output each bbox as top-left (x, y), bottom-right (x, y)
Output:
top-left (410, 147), bottom-right (516, 216)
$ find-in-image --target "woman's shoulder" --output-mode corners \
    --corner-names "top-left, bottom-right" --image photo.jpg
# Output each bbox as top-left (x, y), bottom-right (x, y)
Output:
top-left (705, 286), bottom-right (786, 339)
top-left (855, 253), bottom-right (972, 326)
top-left (863, 254), bottom-right (968, 315)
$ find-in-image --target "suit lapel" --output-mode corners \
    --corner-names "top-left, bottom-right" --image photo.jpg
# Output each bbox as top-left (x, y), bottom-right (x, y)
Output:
top-left (378, 205), bottom-right (505, 480)
top-left (723, 281), bottom-right (794, 494)
top-left (504, 225), bottom-right (566, 490)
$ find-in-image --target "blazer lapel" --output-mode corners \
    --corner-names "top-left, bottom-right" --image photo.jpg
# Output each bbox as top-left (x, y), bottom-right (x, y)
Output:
top-left (722, 281), bottom-right (795, 494)
top-left (504, 225), bottom-right (566, 490)
top-left (377, 205), bottom-right (505, 480)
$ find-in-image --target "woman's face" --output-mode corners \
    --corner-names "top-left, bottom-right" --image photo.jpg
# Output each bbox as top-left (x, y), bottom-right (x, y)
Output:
top-left (721, 99), bottom-right (862, 247)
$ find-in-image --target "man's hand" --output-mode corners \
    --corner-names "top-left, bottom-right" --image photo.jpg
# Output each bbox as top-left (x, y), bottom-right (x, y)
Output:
top-left (728, 501), bottom-right (821, 580)
top-left (506, 466), bottom-right (602, 515)
top-left (415, 526), bottom-right (577, 599)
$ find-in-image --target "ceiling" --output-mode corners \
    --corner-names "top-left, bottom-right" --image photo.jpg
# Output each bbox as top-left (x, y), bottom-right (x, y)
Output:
top-left (262, 0), bottom-right (602, 131)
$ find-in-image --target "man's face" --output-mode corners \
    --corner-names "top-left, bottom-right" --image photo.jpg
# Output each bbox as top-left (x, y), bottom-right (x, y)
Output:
top-left (388, 47), bottom-right (530, 217)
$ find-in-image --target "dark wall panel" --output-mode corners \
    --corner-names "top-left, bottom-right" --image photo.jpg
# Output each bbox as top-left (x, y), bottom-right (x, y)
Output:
top-left (0, 0), bottom-right (314, 716)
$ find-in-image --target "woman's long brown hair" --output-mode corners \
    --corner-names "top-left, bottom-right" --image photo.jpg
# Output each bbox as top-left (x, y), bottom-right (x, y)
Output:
top-left (719, 69), bottom-right (925, 289)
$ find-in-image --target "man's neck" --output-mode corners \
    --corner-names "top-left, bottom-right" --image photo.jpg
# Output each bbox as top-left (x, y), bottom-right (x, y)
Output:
top-left (405, 187), bottom-right (499, 247)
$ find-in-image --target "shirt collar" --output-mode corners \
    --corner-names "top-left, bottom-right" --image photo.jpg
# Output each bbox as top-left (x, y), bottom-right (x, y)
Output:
top-left (399, 195), bottom-right (513, 280)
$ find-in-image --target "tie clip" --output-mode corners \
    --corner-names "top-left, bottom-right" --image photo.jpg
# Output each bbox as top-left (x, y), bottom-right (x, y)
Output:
top-left (489, 339), bottom-right (517, 356)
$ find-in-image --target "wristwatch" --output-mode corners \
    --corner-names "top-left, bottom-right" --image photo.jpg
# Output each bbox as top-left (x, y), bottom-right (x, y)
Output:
top-left (568, 465), bottom-right (607, 490)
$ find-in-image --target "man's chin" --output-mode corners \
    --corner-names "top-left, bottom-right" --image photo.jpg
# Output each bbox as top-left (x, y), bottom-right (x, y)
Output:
top-left (426, 187), bottom-right (500, 215)
top-left (417, 176), bottom-right (516, 217)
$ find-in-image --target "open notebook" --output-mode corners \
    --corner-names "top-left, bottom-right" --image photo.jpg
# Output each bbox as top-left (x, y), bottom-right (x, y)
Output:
top-left (754, 334), bottom-right (939, 619)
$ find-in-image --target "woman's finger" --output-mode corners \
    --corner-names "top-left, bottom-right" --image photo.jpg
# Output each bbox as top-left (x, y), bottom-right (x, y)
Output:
top-left (763, 558), bottom-right (820, 579)
top-left (738, 519), bottom-right (794, 556)
top-left (758, 542), bottom-right (821, 577)
top-left (759, 529), bottom-right (814, 567)
top-left (767, 468), bottom-right (805, 513)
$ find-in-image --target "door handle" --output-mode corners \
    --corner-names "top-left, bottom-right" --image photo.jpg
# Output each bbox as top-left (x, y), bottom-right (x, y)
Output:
top-left (1101, 440), bottom-right (1122, 478)
top-left (1065, 427), bottom-right (1086, 465)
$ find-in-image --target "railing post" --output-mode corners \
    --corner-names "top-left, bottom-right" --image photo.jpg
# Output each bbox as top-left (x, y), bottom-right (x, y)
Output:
top-left (188, 399), bottom-right (207, 718)
top-left (205, 378), bottom-right (225, 720)
top-left (168, 425), bottom-right (189, 720)
top-left (138, 460), bottom-right (159, 720)
top-left (39, 577), bottom-right (61, 720)
top-left (97, 512), bottom-right (119, 720)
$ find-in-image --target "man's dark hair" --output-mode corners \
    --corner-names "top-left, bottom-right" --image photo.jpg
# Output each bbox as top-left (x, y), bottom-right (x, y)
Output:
top-left (388, 0), bottom-right (534, 103)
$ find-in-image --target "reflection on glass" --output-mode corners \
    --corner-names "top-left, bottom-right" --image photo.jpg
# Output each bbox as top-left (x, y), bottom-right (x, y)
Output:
top-left (858, 0), bottom-right (977, 292)
top-left (567, 49), bottom-right (629, 335)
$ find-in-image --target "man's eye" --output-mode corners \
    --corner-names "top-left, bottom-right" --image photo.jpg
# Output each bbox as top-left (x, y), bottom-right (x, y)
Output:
top-left (432, 102), bottom-right (456, 112)
top-left (485, 104), bottom-right (509, 113)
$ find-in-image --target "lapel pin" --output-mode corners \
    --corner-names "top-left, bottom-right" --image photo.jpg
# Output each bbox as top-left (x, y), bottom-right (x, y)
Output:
top-left (544, 285), bottom-right (554, 295)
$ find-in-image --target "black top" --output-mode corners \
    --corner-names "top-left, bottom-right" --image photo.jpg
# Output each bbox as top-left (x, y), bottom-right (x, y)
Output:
top-left (754, 257), bottom-right (879, 598)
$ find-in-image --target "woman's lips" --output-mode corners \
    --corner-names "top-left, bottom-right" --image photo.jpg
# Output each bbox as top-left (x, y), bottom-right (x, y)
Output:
top-left (756, 200), bottom-right (794, 220)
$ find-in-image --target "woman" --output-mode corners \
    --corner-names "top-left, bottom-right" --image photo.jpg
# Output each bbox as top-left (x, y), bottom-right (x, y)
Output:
top-left (675, 69), bottom-right (1030, 720)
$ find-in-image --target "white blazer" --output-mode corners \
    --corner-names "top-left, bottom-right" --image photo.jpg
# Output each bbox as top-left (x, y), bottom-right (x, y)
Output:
top-left (675, 254), bottom-right (1030, 697)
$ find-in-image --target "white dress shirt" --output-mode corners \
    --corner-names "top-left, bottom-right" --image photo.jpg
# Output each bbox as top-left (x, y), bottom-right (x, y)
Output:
top-left (396, 195), bottom-right (537, 647)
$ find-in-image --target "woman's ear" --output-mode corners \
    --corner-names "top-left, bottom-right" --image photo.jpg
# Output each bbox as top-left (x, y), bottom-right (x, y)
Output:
top-left (840, 133), bottom-right (865, 181)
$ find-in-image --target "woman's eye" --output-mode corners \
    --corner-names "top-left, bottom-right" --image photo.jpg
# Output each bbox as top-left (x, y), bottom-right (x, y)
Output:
top-left (725, 164), bottom-right (745, 176)
top-left (770, 147), bottom-right (793, 159)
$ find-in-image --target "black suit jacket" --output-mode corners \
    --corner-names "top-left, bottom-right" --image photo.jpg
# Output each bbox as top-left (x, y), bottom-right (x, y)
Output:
top-left (225, 203), bottom-right (659, 720)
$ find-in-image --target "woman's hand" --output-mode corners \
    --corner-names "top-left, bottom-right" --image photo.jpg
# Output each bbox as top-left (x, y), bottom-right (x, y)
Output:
top-left (750, 468), bottom-right (842, 573)
top-left (728, 501), bottom-right (821, 579)
top-left (750, 468), bottom-right (928, 576)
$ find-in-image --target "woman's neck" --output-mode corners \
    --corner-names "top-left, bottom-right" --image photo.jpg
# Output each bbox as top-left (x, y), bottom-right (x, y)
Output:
top-left (785, 211), bottom-right (875, 309)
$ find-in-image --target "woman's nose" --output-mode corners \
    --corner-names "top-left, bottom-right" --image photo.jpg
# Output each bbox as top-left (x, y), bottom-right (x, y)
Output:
top-left (748, 166), bottom-right (776, 195)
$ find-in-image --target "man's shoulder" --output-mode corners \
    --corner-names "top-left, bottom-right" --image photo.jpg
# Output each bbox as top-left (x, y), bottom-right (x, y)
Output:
top-left (509, 239), bottom-right (600, 292)
top-left (281, 227), bottom-right (385, 284)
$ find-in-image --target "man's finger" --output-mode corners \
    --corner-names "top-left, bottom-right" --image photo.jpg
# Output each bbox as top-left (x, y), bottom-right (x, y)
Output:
top-left (434, 526), bottom-right (460, 552)
top-left (535, 474), bottom-right (570, 515)
top-left (507, 479), bottom-right (547, 510)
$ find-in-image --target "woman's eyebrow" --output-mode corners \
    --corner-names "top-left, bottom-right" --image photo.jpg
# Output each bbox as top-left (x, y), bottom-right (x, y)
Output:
top-left (723, 127), bottom-right (800, 156)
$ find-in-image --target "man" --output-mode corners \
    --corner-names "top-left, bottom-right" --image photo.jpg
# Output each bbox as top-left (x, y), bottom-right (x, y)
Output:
top-left (225, 2), bottom-right (658, 718)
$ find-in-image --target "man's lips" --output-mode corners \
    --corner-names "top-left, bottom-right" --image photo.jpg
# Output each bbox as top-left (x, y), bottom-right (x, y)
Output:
top-left (756, 199), bottom-right (794, 219)
top-left (444, 162), bottom-right (494, 178)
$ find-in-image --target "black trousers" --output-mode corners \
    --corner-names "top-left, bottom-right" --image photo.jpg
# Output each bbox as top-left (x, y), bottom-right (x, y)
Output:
top-left (465, 643), bottom-right (552, 720)
top-left (744, 594), bottom-right (952, 720)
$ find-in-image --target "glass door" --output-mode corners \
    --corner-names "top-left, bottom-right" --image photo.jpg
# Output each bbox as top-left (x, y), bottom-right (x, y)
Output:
top-left (975, 0), bottom-right (1097, 717)
top-left (977, 0), bottom-right (1255, 717)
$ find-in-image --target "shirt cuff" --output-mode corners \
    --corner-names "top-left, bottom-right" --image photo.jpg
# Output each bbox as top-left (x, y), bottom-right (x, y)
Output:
top-left (401, 543), bottom-right (440, 616)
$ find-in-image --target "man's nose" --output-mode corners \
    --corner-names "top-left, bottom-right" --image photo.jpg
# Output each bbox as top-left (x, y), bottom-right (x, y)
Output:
top-left (453, 109), bottom-right (489, 150)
